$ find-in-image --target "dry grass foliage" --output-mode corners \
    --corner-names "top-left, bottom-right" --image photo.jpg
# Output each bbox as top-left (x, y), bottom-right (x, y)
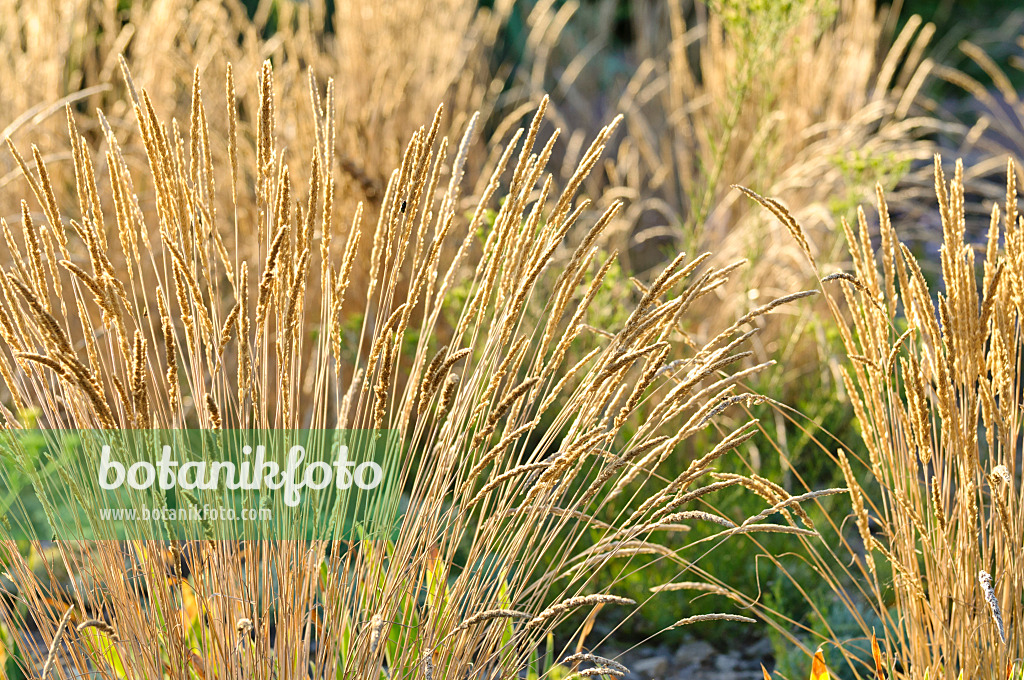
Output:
top-left (518, 0), bottom-right (935, 274)
top-left (904, 32), bottom-right (1024, 242)
top-left (0, 0), bottom-right (495, 243)
top-left (0, 61), bottom-right (821, 679)
top-left (736, 159), bottom-right (1023, 678)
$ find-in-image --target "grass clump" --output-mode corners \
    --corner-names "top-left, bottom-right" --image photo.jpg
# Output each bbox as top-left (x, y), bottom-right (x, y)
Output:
top-left (0, 59), bottom-right (807, 680)
top-left (739, 159), bottom-right (1024, 679)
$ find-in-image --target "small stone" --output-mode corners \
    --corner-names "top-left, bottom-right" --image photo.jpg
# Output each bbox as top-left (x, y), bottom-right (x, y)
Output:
top-left (714, 654), bottom-right (740, 672)
top-left (742, 636), bottom-right (773, 661)
top-left (632, 655), bottom-right (671, 679)
top-left (688, 672), bottom-right (762, 680)
top-left (673, 640), bottom-right (716, 668)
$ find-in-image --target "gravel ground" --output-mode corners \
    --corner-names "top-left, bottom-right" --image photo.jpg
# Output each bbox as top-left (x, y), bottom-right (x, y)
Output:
top-left (601, 637), bottom-right (775, 680)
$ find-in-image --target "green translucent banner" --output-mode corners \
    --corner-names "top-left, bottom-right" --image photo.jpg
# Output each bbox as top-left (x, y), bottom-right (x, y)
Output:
top-left (0, 429), bottom-right (400, 541)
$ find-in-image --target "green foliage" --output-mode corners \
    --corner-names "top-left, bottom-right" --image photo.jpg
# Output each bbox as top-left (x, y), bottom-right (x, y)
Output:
top-left (0, 621), bottom-right (28, 680)
top-left (573, 286), bottom-right (871, 649)
top-left (827, 150), bottom-right (911, 220)
top-left (711, 0), bottom-right (837, 50)
top-left (588, 257), bottom-right (631, 332)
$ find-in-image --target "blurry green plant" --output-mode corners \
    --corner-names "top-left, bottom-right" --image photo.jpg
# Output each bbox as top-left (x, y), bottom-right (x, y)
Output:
top-left (692, 0), bottom-right (840, 229)
top-left (0, 619), bottom-right (28, 680)
top-left (827, 150), bottom-right (911, 219)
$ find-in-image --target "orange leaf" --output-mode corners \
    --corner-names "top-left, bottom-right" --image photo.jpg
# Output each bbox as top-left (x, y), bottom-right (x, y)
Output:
top-left (575, 603), bottom-right (605, 656)
top-left (871, 630), bottom-right (884, 679)
top-left (811, 649), bottom-right (830, 680)
top-left (180, 580), bottom-right (202, 629)
top-left (42, 596), bottom-right (80, 625)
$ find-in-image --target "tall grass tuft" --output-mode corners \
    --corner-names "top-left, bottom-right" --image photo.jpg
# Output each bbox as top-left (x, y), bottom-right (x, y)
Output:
top-left (0, 62), bottom-right (811, 680)
top-left (737, 159), bottom-right (1024, 679)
